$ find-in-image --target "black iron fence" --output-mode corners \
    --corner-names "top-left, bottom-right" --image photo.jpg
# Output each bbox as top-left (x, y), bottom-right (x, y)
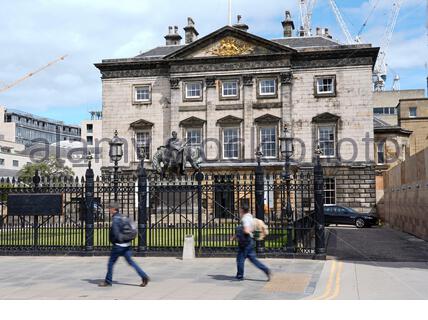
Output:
top-left (0, 161), bottom-right (326, 258)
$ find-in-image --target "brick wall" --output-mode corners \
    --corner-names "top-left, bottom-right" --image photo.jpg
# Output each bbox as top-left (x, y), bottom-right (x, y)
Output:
top-left (379, 147), bottom-right (428, 240)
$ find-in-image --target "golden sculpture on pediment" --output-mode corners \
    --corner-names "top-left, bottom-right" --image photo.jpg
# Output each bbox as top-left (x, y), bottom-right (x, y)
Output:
top-left (208, 37), bottom-right (254, 56)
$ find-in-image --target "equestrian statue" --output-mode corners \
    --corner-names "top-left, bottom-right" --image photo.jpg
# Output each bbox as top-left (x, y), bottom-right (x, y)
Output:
top-left (152, 131), bottom-right (202, 179)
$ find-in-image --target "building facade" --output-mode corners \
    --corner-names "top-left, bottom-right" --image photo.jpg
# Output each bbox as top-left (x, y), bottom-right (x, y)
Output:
top-left (96, 14), bottom-right (379, 213)
top-left (0, 106), bottom-right (81, 147)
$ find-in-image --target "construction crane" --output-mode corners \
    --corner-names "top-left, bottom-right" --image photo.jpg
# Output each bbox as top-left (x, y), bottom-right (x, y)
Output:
top-left (373, 1), bottom-right (402, 91)
top-left (0, 55), bottom-right (68, 94)
top-left (328, 0), bottom-right (359, 44)
top-left (298, 0), bottom-right (317, 36)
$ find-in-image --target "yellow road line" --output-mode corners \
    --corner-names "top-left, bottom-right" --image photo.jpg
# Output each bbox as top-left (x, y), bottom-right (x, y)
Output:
top-left (325, 261), bottom-right (344, 300)
top-left (312, 260), bottom-right (337, 300)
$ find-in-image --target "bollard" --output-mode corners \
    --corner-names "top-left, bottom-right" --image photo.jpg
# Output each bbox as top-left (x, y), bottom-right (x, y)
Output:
top-left (182, 235), bottom-right (196, 260)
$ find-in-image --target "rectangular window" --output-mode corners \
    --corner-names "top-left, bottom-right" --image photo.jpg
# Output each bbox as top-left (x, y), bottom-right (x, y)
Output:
top-left (221, 80), bottom-right (239, 97)
top-left (13, 160), bottom-right (19, 167)
top-left (260, 127), bottom-right (277, 158)
top-left (316, 76), bottom-right (335, 95)
top-left (136, 131), bottom-right (151, 160)
top-left (186, 128), bottom-right (202, 148)
top-left (409, 107), bottom-right (417, 118)
top-left (185, 82), bottom-right (202, 99)
top-left (377, 141), bottom-right (385, 164)
top-left (324, 178), bottom-right (336, 205)
top-left (0, 158), bottom-right (4, 166)
top-left (318, 126), bottom-right (335, 157)
top-left (134, 85), bottom-right (151, 102)
top-left (87, 136), bottom-right (93, 146)
top-left (223, 128), bottom-right (240, 159)
top-left (259, 79), bottom-right (276, 96)
top-left (86, 124), bottom-right (93, 133)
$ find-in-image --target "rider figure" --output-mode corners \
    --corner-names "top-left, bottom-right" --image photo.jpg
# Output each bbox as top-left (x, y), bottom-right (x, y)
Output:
top-left (166, 131), bottom-right (184, 170)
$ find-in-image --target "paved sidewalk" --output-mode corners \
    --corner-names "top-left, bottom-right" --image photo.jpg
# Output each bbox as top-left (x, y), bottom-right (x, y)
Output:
top-left (1, 227), bottom-right (428, 300)
top-left (0, 256), bottom-right (324, 300)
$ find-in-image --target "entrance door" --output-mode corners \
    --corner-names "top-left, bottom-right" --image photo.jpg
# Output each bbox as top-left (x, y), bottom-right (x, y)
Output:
top-left (214, 176), bottom-right (234, 219)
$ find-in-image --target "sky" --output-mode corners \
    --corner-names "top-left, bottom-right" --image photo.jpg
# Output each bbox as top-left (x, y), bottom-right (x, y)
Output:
top-left (0, 0), bottom-right (427, 125)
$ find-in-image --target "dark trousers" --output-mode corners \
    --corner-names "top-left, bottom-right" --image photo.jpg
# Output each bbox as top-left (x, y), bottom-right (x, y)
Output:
top-left (236, 239), bottom-right (269, 279)
top-left (105, 245), bottom-right (148, 284)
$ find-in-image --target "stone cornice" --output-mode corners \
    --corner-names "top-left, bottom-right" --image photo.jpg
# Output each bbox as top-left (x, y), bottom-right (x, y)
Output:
top-left (94, 47), bottom-right (379, 79)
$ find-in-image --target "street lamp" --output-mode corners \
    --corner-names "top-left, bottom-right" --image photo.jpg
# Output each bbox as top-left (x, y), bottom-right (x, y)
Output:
top-left (109, 130), bottom-right (124, 201)
top-left (279, 124), bottom-right (294, 253)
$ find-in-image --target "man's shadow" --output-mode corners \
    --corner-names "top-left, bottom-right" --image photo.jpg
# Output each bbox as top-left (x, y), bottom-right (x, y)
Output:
top-left (82, 279), bottom-right (141, 287)
top-left (208, 275), bottom-right (266, 282)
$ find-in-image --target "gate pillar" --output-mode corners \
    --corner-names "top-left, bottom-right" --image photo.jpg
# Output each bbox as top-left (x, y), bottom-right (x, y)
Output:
top-left (85, 157), bottom-right (95, 251)
top-left (137, 162), bottom-right (148, 252)
top-left (314, 148), bottom-right (326, 257)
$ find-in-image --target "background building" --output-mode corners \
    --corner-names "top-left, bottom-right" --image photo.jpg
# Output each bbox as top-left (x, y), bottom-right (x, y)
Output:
top-left (0, 106), bottom-right (81, 147)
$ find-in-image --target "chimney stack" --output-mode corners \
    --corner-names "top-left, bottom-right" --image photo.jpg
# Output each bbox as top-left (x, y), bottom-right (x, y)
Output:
top-left (164, 25), bottom-right (182, 46)
top-left (232, 15), bottom-right (249, 32)
top-left (282, 11), bottom-right (295, 38)
top-left (184, 17), bottom-right (199, 44)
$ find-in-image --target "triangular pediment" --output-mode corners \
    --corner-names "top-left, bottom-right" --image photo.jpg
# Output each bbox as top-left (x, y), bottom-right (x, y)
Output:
top-left (130, 119), bottom-right (154, 129)
top-left (179, 116), bottom-right (206, 128)
top-left (165, 26), bottom-right (295, 59)
top-left (312, 112), bottom-right (340, 123)
top-left (216, 115), bottom-right (243, 126)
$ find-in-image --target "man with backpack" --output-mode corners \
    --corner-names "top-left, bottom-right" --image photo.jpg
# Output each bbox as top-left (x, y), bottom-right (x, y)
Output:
top-left (99, 201), bottom-right (150, 287)
top-left (234, 201), bottom-right (271, 281)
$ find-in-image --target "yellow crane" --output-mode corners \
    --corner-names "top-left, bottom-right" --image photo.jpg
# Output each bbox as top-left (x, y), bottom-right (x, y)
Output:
top-left (0, 55), bottom-right (68, 94)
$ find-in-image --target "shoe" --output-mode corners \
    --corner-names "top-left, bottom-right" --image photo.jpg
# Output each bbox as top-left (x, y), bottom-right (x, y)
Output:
top-left (235, 276), bottom-right (244, 281)
top-left (265, 270), bottom-right (272, 282)
top-left (140, 277), bottom-right (150, 287)
top-left (98, 281), bottom-right (112, 287)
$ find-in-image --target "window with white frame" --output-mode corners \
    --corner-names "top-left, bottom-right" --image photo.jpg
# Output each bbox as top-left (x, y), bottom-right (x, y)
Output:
top-left (185, 82), bottom-right (202, 99)
top-left (377, 141), bottom-right (385, 164)
top-left (0, 158), bottom-right (4, 166)
top-left (409, 107), bottom-right (417, 118)
top-left (223, 127), bottom-right (240, 159)
top-left (134, 85), bottom-right (151, 102)
top-left (13, 160), bottom-right (19, 167)
top-left (259, 79), bottom-right (276, 96)
top-left (221, 80), bottom-right (239, 98)
top-left (318, 125), bottom-right (336, 157)
top-left (260, 127), bottom-right (277, 158)
top-left (324, 178), bottom-right (336, 205)
top-left (136, 131), bottom-right (151, 160)
top-left (316, 76), bottom-right (335, 95)
top-left (186, 128), bottom-right (202, 148)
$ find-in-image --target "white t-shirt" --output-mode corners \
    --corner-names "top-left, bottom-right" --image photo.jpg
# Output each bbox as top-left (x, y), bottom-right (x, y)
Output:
top-left (241, 213), bottom-right (255, 237)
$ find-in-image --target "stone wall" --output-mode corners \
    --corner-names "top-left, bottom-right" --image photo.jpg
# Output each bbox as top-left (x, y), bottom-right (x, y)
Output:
top-left (379, 148), bottom-right (428, 241)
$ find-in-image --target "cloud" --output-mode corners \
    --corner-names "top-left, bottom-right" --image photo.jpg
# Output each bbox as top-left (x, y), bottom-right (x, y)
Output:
top-left (0, 0), bottom-right (426, 123)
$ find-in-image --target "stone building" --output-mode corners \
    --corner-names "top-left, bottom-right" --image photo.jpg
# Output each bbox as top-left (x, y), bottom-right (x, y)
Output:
top-left (397, 97), bottom-right (428, 156)
top-left (95, 13), bottom-right (379, 213)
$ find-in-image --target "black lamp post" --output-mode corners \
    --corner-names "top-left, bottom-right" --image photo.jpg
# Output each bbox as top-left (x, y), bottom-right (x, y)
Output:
top-left (109, 130), bottom-right (124, 201)
top-left (279, 124), bottom-right (295, 254)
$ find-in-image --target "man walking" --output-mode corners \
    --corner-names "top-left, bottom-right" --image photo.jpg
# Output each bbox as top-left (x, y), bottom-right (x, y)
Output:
top-left (99, 202), bottom-right (150, 287)
top-left (234, 202), bottom-right (271, 281)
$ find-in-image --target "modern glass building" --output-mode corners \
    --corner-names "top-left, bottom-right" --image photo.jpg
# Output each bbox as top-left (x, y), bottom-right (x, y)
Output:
top-left (3, 108), bottom-right (81, 146)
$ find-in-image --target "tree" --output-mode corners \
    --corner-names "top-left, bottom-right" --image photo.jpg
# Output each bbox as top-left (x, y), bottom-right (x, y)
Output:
top-left (18, 157), bottom-right (74, 181)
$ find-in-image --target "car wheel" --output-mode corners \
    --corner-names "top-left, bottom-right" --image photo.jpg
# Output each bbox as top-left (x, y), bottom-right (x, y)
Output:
top-left (355, 218), bottom-right (365, 228)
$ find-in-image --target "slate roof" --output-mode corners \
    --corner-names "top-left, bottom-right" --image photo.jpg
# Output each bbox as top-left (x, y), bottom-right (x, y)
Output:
top-left (271, 36), bottom-right (341, 48)
top-left (135, 45), bottom-right (185, 59)
top-left (135, 35), bottom-right (342, 60)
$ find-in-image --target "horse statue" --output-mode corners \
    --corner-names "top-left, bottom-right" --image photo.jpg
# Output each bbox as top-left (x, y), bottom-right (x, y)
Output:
top-left (152, 132), bottom-right (202, 179)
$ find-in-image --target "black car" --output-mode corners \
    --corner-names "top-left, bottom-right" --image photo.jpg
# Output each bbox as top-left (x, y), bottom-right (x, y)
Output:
top-left (324, 205), bottom-right (378, 228)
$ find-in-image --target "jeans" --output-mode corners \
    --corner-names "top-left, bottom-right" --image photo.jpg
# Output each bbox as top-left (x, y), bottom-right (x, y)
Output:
top-left (105, 245), bottom-right (148, 284)
top-left (236, 239), bottom-right (270, 279)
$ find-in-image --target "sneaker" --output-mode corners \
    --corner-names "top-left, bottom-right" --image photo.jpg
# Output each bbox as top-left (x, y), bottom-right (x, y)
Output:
top-left (140, 277), bottom-right (150, 287)
top-left (265, 270), bottom-right (272, 282)
top-left (98, 281), bottom-right (112, 287)
top-left (235, 276), bottom-right (244, 281)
